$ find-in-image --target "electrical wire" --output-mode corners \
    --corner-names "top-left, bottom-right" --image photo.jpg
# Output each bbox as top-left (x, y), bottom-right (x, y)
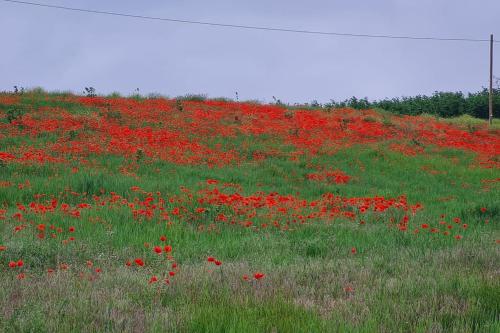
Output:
top-left (1, 0), bottom-right (499, 43)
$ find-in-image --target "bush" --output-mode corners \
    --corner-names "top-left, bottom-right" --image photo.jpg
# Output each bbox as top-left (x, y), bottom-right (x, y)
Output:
top-left (326, 89), bottom-right (499, 119)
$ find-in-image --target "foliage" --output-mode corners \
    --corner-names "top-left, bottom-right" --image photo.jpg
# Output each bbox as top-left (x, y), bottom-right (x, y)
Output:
top-left (326, 88), bottom-right (500, 119)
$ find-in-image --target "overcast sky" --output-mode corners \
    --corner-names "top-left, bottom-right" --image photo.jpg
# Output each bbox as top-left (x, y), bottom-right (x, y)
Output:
top-left (1, 0), bottom-right (499, 103)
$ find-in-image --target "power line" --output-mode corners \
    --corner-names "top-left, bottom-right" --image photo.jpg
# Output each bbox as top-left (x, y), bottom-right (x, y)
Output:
top-left (2, 0), bottom-right (499, 43)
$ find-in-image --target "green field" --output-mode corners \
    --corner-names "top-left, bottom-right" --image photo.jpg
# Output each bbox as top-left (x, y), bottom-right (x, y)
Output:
top-left (0, 91), bottom-right (499, 332)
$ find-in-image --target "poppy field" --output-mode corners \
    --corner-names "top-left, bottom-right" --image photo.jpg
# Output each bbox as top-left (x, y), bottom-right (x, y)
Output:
top-left (0, 90), bottom-right (499, 332)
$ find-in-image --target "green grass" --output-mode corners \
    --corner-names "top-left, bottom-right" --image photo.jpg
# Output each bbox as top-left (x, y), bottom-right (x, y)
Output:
top-left (0, 95), bottom-right (499, 332)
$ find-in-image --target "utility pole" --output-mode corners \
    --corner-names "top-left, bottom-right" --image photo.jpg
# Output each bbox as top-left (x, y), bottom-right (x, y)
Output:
top-left (489, 34), bottom-right (494, 125)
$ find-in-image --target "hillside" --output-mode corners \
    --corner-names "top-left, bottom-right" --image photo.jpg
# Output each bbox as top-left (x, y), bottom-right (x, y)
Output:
top-left (0, 91), bottom-right (499, 332)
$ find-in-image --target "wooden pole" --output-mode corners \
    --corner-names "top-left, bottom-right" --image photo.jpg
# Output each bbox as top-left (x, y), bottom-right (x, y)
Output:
top-left (489, 34), bottom-right (493, 125)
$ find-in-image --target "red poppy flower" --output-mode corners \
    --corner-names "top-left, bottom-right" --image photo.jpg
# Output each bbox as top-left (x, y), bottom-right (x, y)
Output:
top-left (125, 261), bottom-right (132, 267)
top-left (149, 275), bottom-right (158, 284)
top-left (8, 261), bottom-right (17, 268)
top-left (160, 235), bottom-right (167, 242)
top-left (95, 268), bottom-right (102, 273)
top-left (134, 258), bottom-right (145, 266)
top-left (69, 226), bottom-right (75, 233)
top-left (153, 246), bottom-right (162, 254)
top-left (37, 224), bottom-right (46, 231)
top-left (0, 245), bottom-right (6, 251)
top-left (164, 245), bottom-right (172, 253)
top-left (480, 207), bottom-right (487, 213)
top-left (17, 273), bottom-right (25, 280)
top-left (17, 260), bottom-right (24, 267)
top-left (421, 223), bottom-right (429, 229)
top-left (207, 257), bottom-right (215, 262)
top-left (351, 247), bottom-right (357, 254)
top-left (169, 271), bottom-right (176, 277)
top-left (254, 272), bottom-right (265, 280)
top-left (214, 260), bottom-right (222, 266)
top-left (344, 285), bottom-right (354, 293)
top-left (455, 235), bottom-right (463, 240)
top-left (242, 275), bottom-right (249, 281)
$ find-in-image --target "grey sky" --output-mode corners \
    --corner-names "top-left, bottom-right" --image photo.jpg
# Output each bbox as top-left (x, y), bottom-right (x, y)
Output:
top-left (1, 0), bottom-right (499, 103)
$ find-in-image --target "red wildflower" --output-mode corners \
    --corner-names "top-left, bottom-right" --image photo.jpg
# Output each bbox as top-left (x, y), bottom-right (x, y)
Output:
top-left (214, 260), bottom-right (222, 266)
top-left (243, 275), bottom-right (249, 281)
top-left (125, 261), bottom-right (132, 267)
top-left (37, 224), bottom-right (46, 231)
top-left (0, 245), bottom-right (6, 251)
top-left (69, 226), bottom-right (75, 232)
top-left (164, 245), bottom-right (172, 253)
top-left (421, 223), bottom-right (429, 229)
top-left (17, 260), bottom-right (24, 267)
top-left (169, 271), bottom-right (176, 277)
top-left (160, 235), bottom-right (167, 242)
top-left (254, 272), bottom-right (265, 280)
top-left (351, 247), bottom-right (357, 254)
top-left (480, 207), bottom-right (487, 213)
top-left (455, 235), bottom-right (463, 240)
top-left (207, 256), bottom-right (215, 262)
top-left (344, 285), bottom-right (354, 293)
top-left (8, 261), bottom-right (17, 268)
top-left (153, 246), bottom-right (162, 254)
top-left (149, 275), bottom-right (158, 284)
top-left (17, 273), bottom-right (25, 280)
top-left (134, 258), bottom-right (145, 266)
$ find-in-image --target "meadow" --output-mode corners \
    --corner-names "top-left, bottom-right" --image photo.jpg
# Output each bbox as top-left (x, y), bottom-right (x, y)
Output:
top-left (0, 90), bottom-right (499, 332)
